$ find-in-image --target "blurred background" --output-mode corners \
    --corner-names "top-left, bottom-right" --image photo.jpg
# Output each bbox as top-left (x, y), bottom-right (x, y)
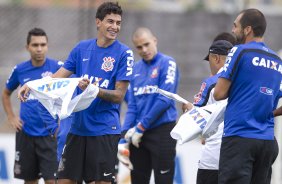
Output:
top-left (0, 0), bottom-right (282, 183)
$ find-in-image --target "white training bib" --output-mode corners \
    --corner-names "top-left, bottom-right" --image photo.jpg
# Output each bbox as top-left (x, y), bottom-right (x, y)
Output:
top-left (26, 76), bottom-right (99, 119)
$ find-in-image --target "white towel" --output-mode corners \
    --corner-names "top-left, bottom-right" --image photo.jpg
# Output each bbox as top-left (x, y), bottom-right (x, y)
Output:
top-left (202, 100), bottom-right (227, 138)
top-left (170, 106), bottom-right (211, 144)
top-left (26, 76), bottom-right (99, 119)
top-left (170, 102), bottom-right (226, 144)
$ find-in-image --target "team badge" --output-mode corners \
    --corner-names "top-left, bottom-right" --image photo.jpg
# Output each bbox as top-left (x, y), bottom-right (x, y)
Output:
top-left (41, 71), bottom-right (53, 78)
top-left (151, 67), bottom-right (158, 78)
top-left (101, 57), bottom-right (115, 72)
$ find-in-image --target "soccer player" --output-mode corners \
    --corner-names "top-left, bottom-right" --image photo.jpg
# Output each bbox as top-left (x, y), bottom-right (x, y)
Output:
top-left (191, 34), bottom-right (235, 184)
top-left (19, 2), bottom-right (133, 184)
top-left (121, 27), bottom-right (179, 184)
top-left (2, 28), bottom-right (60, 184)
top-left (214, 9), bottom-right (282, 183)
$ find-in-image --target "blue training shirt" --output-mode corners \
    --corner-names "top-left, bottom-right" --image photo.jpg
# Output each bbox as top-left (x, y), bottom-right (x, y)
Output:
top-left (193, 73), bottom-right (220, 107)
top-left (220, 41), bottom-right (282, 140)
top-left (122, 52), bottom-right (179, 131)
top-left (6, 58), bottom-right (63, 136)
top-left (63, 39), bottom-right (134, 136)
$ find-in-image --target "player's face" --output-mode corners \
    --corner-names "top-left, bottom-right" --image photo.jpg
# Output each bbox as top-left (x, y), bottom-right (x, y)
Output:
top-left (96, 13), bottom-right (121, 41)
top-left (232, 13), bottom-right (246, 44)
top-left (208, 53), bottom-right (218, 76)
top-left (26, 36), bottom-right (48, 63)
top-left (133, 33), bottom-right (157, 62)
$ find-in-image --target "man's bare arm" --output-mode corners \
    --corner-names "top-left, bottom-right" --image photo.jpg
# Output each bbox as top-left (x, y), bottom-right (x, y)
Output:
top-left (214, 78), bottom-right (231, 101)
top-left (52, 67), bottom-right (73, 78)
top-left (2, 88), bottom-right (22, 131)
top-left (98, 80), bottom-right (129, 104)
top-left (273, 105), bottom-right (282, 117)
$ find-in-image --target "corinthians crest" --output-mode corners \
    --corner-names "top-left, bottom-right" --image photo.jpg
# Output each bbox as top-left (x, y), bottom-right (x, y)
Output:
top-left (101, 56), bottom-right (115, 72)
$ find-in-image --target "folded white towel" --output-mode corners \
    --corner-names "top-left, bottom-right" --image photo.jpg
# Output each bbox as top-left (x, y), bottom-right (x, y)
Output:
top-left (170, 106), bottom-right (211, 144)
top-left (170, 101), bottom-right (227, 144)
top-left (202, 100), bottom-right (227, 138)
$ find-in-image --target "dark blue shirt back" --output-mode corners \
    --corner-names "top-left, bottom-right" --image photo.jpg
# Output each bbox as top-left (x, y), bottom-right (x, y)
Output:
top-left (220, 41), bottom-right (282, 140)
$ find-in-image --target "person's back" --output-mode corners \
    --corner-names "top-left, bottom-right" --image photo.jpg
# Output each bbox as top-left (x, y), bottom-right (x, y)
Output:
top-left (192, 38), bottom-right (234, 184)
top-left (222, 41), bottom-right (282, 139)
top-left (214, 8), bottom-right (281, 184)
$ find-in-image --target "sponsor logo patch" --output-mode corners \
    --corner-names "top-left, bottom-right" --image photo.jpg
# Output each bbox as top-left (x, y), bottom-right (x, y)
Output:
top-left (260, 87), bottom-right (273, 95)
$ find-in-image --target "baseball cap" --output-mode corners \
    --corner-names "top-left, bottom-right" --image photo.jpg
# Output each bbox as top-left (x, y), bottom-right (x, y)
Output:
top-left (204, 40), bottom-right (233, 61)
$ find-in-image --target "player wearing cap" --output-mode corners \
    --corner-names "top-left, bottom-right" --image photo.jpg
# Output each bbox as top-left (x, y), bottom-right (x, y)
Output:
top-left (187, 35), bottom-right (235, 184)
top-left (214, 9), bottom-right (281, 183)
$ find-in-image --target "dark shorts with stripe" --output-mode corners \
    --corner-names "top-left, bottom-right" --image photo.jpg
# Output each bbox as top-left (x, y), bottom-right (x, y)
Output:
top-left (57, 133), bottom-right (120, 183)
top-left (129, 122), bottom-right (177, 184)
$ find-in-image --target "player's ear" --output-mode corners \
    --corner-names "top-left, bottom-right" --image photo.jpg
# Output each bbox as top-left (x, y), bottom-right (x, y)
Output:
top-left (244, 26), bottom-right (252, 36)
top-left (96, 18), bottom-right (101, 28)
top-left (154, 36), bottom-right (157, 45)
top-left (215, 54), bottom-right (220, 63)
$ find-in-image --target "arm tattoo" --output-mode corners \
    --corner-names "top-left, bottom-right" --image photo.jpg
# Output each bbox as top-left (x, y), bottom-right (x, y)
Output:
top-left (98, 81), bottom-right (128, 103)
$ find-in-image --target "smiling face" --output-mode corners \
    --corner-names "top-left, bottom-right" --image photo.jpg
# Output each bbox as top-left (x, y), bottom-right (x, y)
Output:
top-left (26, 35), bottom-right (48, 63)
top-left (96, 13), bottom-right (121, 42)
top-left (132, 31), bottom-right (157, 62)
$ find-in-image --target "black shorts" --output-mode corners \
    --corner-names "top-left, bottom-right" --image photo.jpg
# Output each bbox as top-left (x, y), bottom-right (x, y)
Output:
top-left (219, 136), bottom-right (278, 184)
top-left (14, 131), bottom-right (58, 180)
top-left (196, 169), bottom-right (218, 184)
top-left (129, 122), bottom-right (177, 184)
top-left (57, 133), bottom-right (120, 183)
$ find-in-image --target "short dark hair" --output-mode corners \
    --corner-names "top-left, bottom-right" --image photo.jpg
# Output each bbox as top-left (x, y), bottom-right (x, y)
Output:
top-left (239, 9), bottom-right (266, 37)
top-left (27, 28), bottom-right (48, 45)
top-left (96, 2), bottom-right (122, 21)
top-left (213, 32), bottom-right (237, 45)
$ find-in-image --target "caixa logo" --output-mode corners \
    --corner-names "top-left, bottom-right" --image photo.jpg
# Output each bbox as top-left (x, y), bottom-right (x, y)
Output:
top-left (37, 80), bottom-right (70, 92)
top-left (188, 108), bottom-right (207, 129)
top-left (0, 150), bottom-right (8, 180)
top-left (260, 87), bottom-right (273, 95)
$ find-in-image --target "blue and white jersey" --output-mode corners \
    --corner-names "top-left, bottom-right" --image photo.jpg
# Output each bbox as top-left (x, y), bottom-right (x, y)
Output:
top-left (6, 58), bottom-right (63, 136)
top-left (220, 41), bottom-right (282, 140)
top-left (122, 52), bottom-right (179, 131)
top-left (194, 73), bottom-right (220, 107)
top-left (193, 69), bottom-right (224, 170)
top-left (63, 39), bottom-right (134, 136)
